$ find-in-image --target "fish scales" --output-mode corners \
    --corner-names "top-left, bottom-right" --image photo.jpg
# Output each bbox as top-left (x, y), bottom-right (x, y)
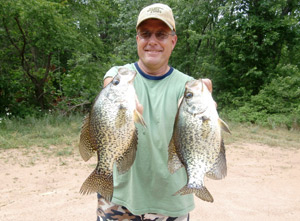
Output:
top-left (79, 67), bottom-right (146, 201)
top-left (168, 79), bottom-right (230, 203)
top-left (91, 98), bottom-right (135, 171)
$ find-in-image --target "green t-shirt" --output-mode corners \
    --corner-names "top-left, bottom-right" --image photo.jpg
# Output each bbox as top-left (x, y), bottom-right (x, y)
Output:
top-left (104, 62), bottom-right (194, 217)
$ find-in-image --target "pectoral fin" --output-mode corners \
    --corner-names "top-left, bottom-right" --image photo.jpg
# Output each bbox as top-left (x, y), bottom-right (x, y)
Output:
top-left (218, 118), bottom-right (231, 134)
top-left (115, 108), bottom-right (127, 128)
top-left (134, 109), bottom-right (146, 128)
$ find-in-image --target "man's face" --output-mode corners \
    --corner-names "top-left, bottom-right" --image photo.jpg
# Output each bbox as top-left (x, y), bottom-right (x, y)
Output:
top-left (136, 19), bottom-right (177, 73)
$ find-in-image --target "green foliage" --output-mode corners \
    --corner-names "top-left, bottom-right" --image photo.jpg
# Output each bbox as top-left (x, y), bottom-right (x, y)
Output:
top-left (0, 0), bottom-right (299, 130)
top-left (225, 64), bottom-right (300, 129)
top-left (169, 0), bottom-right (222, 76)
top-left (212, 0), bottom-right (300, 108)
top-left (0, 0), bottom-right (118, 116)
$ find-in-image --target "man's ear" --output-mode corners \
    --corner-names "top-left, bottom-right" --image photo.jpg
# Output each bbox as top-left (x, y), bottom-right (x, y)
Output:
top-left (171, 35), bottom-right (178, 50)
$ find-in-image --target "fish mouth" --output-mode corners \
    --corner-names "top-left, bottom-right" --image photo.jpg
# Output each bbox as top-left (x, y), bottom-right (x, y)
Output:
top-left (186, 109), bottom-right (204, 116)
top-left (185, 105), bottom-right (207, 116)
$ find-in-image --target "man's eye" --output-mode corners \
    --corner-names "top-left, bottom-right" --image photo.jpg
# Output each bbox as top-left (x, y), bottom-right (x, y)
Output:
top-left (156, 32), bottom-right (167, 39)
top-left (140, 32), bottom-right (150, 38)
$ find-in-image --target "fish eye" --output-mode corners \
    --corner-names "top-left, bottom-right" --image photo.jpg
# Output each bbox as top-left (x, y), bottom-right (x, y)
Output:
top-left (185, 92), bottom-right (193, 99)
top-left (112, 79), bottom-right (120, 85)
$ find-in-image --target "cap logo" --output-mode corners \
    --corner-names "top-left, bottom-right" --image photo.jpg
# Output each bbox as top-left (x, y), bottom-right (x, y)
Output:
top-left (147, 7), bottom-right (163, 14)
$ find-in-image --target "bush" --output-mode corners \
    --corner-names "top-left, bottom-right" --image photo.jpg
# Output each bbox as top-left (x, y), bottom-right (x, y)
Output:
top-left (224, 65), bottom-right (300, 129)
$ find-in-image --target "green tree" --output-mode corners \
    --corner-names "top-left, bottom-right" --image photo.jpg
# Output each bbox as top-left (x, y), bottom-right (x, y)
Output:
top-left (212, 0), bottom-right (300, 108)
top-left (170, 0), bottom-right (226, 77)
top-left (1, 0), bottom-right (77, 112)
top-left (1, 0), bottom-right (299, 128)
top-left (0, 0), bottom-right (117, 116)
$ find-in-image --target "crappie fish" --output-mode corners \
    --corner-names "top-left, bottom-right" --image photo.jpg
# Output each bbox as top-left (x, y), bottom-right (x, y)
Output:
top-left (168, 79), bottom-right (230, 202)
top-left (79, 67), bottom-right (146, 201)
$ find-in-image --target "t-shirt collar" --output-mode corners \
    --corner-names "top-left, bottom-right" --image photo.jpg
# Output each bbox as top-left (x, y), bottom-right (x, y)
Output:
top-left (134, 62), bottom-right (173, 80)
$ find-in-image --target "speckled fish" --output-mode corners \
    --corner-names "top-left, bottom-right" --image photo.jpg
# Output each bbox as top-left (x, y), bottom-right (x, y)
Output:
top-left (168, 79), bottom-right (230, 203)
top-left (79, 67), bottom-right (146, 201)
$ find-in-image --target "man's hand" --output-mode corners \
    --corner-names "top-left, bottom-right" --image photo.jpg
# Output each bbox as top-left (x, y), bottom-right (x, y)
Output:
top-left (103, 77), bottom-right (113, 88)
top-left (202, 78), bottom-right (212, 93)
top-left (178, 78), bottom-right (216, 108)
top-left (203, 78), bottom-right (217, 108)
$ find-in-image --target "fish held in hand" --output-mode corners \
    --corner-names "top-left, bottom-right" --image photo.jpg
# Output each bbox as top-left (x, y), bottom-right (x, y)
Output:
top-left (79, 67), bottom-right (146, 201)
top-left (168, 79), bottom-right (230, 203)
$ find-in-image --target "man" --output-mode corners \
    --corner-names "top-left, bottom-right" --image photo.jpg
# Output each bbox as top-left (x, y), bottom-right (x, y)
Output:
top-left (97, 3), bottom-right (213, 221)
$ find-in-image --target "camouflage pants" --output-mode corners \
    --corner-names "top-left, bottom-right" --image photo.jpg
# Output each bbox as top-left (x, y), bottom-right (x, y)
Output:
top-left (97, 194), bottom-right (189, 221)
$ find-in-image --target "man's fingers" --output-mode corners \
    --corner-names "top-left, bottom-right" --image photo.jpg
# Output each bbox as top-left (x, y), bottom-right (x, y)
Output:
top-left (202, 78), bottom-right (217, 108)
top-left (202, 78), bottom-right (212, 93)
top-left (103, 77), bottom-right (113, 88)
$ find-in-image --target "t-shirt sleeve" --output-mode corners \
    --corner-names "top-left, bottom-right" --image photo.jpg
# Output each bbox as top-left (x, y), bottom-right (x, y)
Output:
top-left (178, 75), bottom-right (194, 100)
top-left (104, 66), bottom-right (119, 80)
top-left (104, 63), bottom-right (135, 80)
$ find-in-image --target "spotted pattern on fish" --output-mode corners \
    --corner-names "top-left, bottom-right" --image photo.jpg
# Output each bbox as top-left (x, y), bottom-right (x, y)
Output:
top-left (168, 79), bottom-right (230, 203)
top-left (79, 67), bottom-right (146, 201)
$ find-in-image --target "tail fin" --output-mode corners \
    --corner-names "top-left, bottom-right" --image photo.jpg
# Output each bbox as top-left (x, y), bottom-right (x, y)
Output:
top-left (174, 184), bottom-right (214, 203)
top-left (80, 169), bottom-right (113, 202)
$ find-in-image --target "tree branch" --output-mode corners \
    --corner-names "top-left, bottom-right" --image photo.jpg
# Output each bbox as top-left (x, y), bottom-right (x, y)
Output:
top-left (281, 0), bottom-right (294, 16)
top-left (2, 17), bottom-right (21, 53)
top-left (63, 101), bottom-right (91, 116)
top-left (42, 52), bottom-right (53, 82)
top-left (14, 16), bottom-right (27, 62)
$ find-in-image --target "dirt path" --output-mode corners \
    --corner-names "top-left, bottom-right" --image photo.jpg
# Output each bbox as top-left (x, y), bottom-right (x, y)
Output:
top-left (0, 142), bottom-right (299, 221)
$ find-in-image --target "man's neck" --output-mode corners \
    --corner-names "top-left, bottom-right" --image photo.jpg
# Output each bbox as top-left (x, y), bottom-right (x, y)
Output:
top-left (137, 60), bottom-right (170, 76)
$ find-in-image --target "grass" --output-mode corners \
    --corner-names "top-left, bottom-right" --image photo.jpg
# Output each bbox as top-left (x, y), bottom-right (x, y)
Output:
top-left (222, 121), bottom-right (300, 149)
top-left (0, 114), bottom-right (299, 154)
top-left (0, 113), bottom-right (83, 150)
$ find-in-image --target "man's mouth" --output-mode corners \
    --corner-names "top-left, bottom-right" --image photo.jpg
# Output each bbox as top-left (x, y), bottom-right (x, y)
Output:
top-left (145, 49), bottom-right (162, 54)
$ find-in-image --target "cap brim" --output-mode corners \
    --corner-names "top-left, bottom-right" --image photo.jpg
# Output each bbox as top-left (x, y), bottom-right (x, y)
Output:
top-left (136, 16), bottom-right (174, 31)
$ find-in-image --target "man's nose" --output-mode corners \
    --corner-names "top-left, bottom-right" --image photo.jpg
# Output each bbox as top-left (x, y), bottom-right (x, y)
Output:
top-left (148, 33), bottom-right (158, 44)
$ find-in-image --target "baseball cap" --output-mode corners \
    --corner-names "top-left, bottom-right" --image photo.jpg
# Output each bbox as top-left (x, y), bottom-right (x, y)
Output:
top-left (136, 3), bottom-right (176, 31)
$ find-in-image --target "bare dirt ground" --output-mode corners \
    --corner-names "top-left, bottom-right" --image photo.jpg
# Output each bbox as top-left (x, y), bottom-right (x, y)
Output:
top-left (0, 142), bottom-right (299, 221)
